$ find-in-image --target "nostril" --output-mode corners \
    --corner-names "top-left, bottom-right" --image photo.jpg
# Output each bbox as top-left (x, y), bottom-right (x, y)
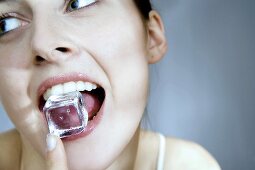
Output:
top-left (55, 47), bottom-right (69, 53)
top-left (35, 55), bottom-right (46, 64)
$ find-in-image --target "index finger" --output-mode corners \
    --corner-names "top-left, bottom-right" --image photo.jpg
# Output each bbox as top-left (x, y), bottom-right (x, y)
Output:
top-left (46, 134), bottom-right (68, 170)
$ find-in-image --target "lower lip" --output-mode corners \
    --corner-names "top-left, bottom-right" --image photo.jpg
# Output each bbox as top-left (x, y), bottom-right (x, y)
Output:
top-left (43, 99), bottom-right (105, 142)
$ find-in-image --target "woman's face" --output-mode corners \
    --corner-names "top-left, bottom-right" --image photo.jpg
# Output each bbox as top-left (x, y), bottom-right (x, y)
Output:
top-left (0, 0), bottom-right (154, 169)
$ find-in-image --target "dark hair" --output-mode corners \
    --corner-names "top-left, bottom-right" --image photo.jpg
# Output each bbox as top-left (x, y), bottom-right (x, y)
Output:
top-left (134, 0), bottom-right (153, 19)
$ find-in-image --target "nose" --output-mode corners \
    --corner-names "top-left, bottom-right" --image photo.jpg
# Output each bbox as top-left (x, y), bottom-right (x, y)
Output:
top-left (33, 44), bottom-right (78, 65)
top-left (30, 15), bottom-right (79, 65)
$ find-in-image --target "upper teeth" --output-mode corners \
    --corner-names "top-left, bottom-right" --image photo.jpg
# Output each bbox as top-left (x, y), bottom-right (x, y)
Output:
top-left (43, 81), bottom-right (97, 100)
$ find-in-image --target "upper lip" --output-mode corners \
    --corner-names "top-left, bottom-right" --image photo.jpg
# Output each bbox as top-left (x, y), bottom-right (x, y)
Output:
top-left (37, 72), bottom-right (100, 102)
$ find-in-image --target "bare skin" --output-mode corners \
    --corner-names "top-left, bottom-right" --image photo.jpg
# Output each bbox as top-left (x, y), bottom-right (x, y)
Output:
top-left (0, 1), bottom-right (221, 169)
top-left (0, 129), bottom-right (221, 170)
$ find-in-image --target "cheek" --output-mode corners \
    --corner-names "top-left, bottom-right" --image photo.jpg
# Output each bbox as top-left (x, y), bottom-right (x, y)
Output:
top-left (0, 38), bottom-right (32, 68)
top-left (100, 21), bottom-right (149, 103)
top-left (72, 12), bottom-right (149, 108)
top-left (0, 68), bottom-right (32, 125)
top-left (0, 35), bottom-right (34, 118)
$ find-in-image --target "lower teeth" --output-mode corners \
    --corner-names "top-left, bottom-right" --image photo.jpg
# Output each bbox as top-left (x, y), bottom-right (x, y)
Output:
top-left (43, 91), bottom-right (88, 138)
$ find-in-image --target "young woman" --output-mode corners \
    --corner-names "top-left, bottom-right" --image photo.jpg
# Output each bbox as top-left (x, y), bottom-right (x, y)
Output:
top-left (0, 0), bottom-right (221, 169)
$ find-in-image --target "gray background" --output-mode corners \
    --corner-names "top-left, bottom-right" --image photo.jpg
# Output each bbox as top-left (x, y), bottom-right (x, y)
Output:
top-left (0, 0), bottom-right (254, 170)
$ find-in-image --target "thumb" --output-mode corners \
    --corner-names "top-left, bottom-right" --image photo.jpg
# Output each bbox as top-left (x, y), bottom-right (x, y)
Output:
top-left (46, 134), bottom-right (68, 170)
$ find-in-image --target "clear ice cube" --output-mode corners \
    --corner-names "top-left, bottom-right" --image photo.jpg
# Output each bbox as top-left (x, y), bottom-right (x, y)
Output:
top-left (43, 91), bottom-right (88, 138)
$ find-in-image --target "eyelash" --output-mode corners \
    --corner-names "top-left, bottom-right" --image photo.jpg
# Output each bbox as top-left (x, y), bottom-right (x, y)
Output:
top-left (65, 0), bottom-right (100, 13)
top-left (0, 13), bottom-right (12, 20)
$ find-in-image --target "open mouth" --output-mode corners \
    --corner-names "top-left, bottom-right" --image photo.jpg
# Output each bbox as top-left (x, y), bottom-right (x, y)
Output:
top-left (38, 81), bottom-right (105, 131)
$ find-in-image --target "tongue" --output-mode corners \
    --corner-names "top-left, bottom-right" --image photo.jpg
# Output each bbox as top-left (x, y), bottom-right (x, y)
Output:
top-left (48, 92), bottom-right (101, 130)
top-left (82, 91), bottom-right (101, 119)
top-left (50, 105), bottom-right (81, 129)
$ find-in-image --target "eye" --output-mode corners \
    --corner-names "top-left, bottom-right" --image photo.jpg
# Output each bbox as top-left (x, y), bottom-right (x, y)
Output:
top-left (66, 0), bottom-right (98, 12)
top-left (0, 17), bottom-right (23, 36)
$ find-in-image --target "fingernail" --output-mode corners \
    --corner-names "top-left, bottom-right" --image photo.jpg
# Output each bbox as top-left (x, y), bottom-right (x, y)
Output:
top-left (46, 133), bottom-right (57, 151)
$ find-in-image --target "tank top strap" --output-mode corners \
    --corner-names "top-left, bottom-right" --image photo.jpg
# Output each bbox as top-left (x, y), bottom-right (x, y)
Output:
top-left (157, 133), bottom-right (166, 170)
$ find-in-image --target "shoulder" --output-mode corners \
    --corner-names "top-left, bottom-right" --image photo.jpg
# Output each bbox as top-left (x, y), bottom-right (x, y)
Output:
top-left (0, 129), bottom-right (21, 170)
top-left (164, 137), bottom-right (221, 170)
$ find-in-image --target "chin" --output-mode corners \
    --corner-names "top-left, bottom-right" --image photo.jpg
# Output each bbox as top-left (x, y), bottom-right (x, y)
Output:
top-left (63, 109), bottom-right (142, 170)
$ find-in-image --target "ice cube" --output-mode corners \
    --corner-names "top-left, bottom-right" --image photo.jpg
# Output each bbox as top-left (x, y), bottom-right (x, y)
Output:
top-left (43, 91), bottom-right (88, 138)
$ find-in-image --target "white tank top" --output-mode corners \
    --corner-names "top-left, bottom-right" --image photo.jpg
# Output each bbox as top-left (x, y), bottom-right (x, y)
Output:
top-left (157, 133), bottom-right (166, 170)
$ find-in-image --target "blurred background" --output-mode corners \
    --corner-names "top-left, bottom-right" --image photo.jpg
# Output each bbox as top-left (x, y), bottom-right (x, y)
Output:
top-left (0, 0), bottom-right (254, 170)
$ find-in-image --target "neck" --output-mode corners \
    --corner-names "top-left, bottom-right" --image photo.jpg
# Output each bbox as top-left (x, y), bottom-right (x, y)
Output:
top-left (106, 128), bottom-right (141, 170)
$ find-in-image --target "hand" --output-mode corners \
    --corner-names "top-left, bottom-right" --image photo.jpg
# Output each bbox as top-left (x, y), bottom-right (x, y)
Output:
top-left (46, 134), bottom-right (68, 170)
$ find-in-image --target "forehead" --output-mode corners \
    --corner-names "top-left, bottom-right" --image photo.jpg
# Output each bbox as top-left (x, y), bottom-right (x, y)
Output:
top-left (0, 0), bottom-right (18, 2)
top-left (0, 0), bottom-right (23, 5)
